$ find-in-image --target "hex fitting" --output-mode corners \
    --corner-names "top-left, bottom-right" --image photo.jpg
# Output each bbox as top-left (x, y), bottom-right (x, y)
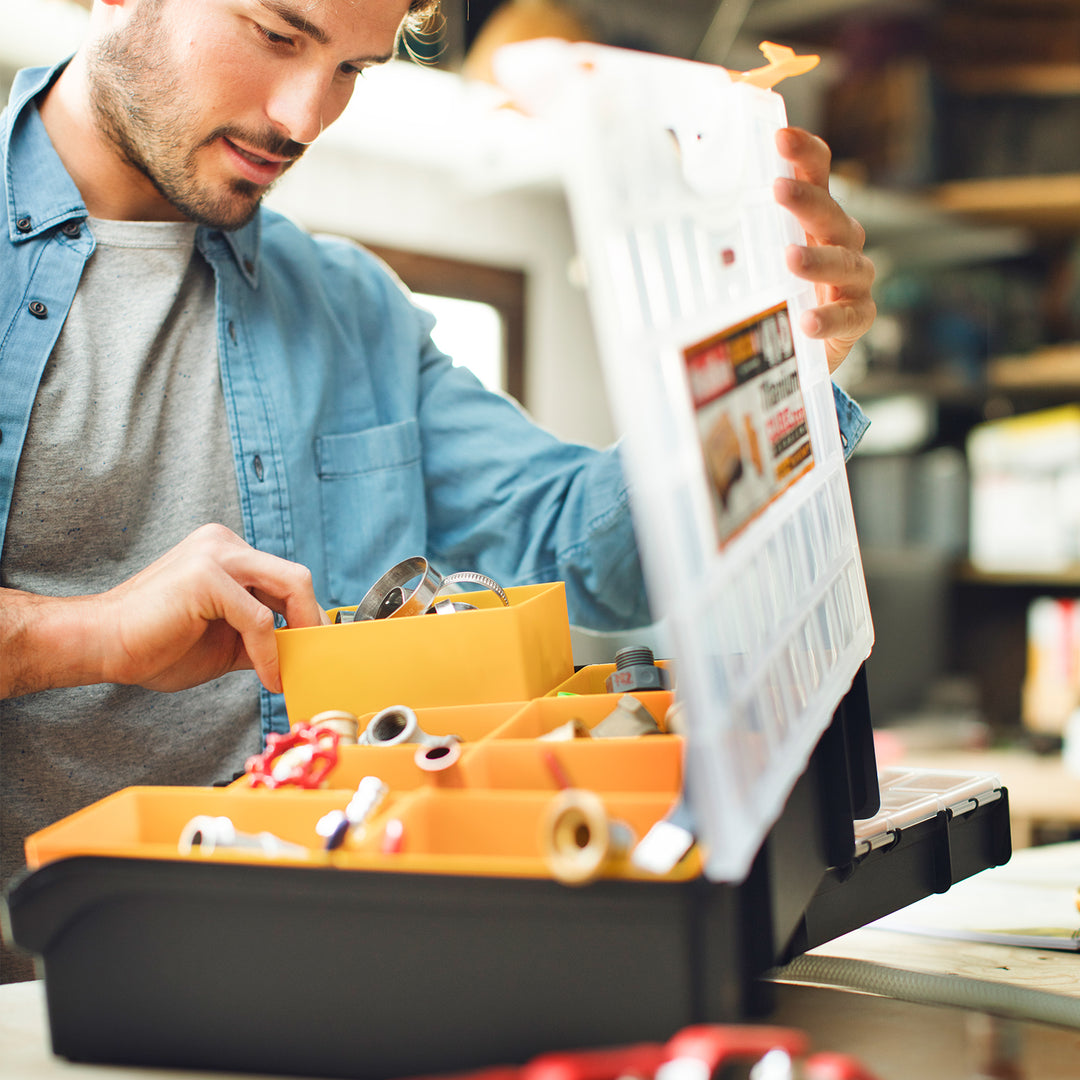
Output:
top-left (604, 645), bottom-right (671, 694)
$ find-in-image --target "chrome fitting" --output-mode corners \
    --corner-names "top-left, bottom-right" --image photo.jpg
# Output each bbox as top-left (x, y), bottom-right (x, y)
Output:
top-left (178, 816), bottom-right (309, 859)
top-left (592, 695), bottom-right (662, 738)
top-left (359, 706), bottom-right (462, 765)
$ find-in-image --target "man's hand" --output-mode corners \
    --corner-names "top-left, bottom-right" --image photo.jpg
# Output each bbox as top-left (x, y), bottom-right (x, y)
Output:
top-left (774, 127), bottom-right (876, 374)
top-left (0, 524), bottom-right (328, 699)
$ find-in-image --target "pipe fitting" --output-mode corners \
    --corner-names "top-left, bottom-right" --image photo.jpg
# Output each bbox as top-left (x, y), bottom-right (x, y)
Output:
top-left (542, 788), bottom-right (635, 886)
top-left (360, 705), bottom-right (424, 746)
top-left (604, 645), bottom-right (671, 694)
top-left (360, 707), bottom-right (462, 767)
top-left (592, 695), bottom-right (662, 738)
top-left (309, 710), bottom-right (360, 745)
top-left (414, 737), bottom-right (463, 772)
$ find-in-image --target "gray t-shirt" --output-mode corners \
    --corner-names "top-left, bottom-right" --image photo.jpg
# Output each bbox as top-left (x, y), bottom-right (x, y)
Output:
top-left (1, 219), bottom-right (262, 970)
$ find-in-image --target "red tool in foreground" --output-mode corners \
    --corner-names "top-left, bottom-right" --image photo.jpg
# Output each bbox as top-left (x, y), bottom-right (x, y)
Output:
top-left (403, 1024), bottom-right (882, 1080)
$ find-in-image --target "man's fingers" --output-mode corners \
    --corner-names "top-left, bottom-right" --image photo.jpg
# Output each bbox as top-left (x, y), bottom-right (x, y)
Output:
top-left (105, 524), bottom-right (322, 692)
top-left (799, 297), bottom-right (877, 345)
top-left (775, 126), bottom-right (877, 374)
top-left (196, 566), bottom-right (283, 692)
top-left (774, 177), bottom-right (866, 252)
top-left (775, 127), bottom-right (832, 189)
top-left (194, 528), bottom-right (324, 631)
top-left (785, 242), bottom-right (875, 292)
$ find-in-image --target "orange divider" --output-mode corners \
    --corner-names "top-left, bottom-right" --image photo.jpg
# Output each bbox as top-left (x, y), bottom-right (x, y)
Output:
top-left (343, 788), bottom-right (700, 882)
top-left (276, 582), bottom-right (574, 722)
top-left (461, 736), bottom-right (683, 793)
top-left (353, 700), bottom-right (528, 743)
top-left (23, 786), bottom-right (403, 869)
top-left (494, 691), bottom-right (673, 739)
top-left (549, 659), bottom-right (675, 696)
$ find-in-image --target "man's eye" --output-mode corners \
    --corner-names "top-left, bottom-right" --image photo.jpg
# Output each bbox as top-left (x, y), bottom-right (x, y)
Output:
top-left (339, 63), bottom-right (364, 77)
top-left (258, 24), bottom-right (294, 47)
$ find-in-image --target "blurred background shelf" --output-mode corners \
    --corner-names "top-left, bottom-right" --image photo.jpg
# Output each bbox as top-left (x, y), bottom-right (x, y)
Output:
top-left (930, 175), bottom-right (1080, 233)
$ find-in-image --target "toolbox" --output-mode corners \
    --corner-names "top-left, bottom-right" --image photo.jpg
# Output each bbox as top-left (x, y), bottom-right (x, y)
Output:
top-left (3, 41), bottom-right (1012, 1080)
top-left (2, 628), bottom-right (1011, 1079)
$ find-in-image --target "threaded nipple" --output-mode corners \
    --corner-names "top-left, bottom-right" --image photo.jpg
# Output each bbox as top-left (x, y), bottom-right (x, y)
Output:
top-left (614, 645), bottom-right (656, 669)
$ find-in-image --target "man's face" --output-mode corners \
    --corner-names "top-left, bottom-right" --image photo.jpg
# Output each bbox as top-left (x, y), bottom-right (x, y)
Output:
top-left (87, 0), bottom-right (409, 229)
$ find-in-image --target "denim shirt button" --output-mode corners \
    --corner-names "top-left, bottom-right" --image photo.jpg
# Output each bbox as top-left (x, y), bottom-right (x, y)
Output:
top-left (253, 454), bottom-right (265, 481)
top-left (16, 216), bottom-right (31, 233)
top-left (60, 220), bottom-right (81, 238)
top-left (28, 300), bottom-right (48, 319)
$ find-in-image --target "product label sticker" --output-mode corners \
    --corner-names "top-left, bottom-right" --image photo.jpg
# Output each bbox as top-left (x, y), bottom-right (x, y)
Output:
top-left (684, 301), bottom-right (814, 545)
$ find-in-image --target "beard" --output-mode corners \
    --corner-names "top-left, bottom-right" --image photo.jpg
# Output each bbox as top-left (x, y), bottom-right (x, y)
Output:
top-left (86, 3), bottom-right (305, 230)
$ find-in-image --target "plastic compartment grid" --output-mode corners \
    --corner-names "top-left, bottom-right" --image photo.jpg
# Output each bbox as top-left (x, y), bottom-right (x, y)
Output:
top-left (853, 767), bottom-right (1004, 857)
top-left (23, 687), bottom-right (692, 882)
top-left (498, 41), bottom-right (874, 881)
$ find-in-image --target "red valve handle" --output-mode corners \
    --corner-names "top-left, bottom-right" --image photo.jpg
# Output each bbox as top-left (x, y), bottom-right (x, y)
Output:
top-left (244, 722), bottom-right (340, 789)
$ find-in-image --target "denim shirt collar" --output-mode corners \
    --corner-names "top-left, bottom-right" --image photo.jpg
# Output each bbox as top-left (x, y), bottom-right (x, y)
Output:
top-left (4, 61), bottom-right (260, 283)
top-left (5, 61), bottom-right (84, 244)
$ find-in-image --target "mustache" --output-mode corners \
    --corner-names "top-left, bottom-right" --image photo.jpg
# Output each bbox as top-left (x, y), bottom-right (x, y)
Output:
top-left (204, 126), bottom-right (307, 162)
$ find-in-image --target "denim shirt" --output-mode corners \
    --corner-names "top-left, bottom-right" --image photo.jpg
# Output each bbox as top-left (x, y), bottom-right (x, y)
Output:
top-left (1, 62), bottom-right (868, 735)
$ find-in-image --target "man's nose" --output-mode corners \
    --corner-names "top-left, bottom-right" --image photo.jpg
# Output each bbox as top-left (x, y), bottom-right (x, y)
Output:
top-left (266, 71), bottom-right (328, 146)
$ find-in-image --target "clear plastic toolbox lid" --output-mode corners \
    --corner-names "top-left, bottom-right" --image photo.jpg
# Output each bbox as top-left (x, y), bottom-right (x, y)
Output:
top-left (497, 41), bottom-right (874, 882)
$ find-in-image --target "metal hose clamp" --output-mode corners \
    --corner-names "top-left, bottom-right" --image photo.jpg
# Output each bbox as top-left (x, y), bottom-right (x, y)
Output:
top-left (343, 559), bottom-right (510, 622)
top-left (354, 556), bottom-right (445, 621)
top-left (438, 571), bottom-right (510, 608)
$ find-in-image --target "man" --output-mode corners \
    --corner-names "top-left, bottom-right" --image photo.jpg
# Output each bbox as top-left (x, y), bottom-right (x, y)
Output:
top-left (0, 0), bottom-right (876, 980)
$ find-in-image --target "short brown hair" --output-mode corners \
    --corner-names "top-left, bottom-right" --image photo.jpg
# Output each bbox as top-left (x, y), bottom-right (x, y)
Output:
top-left (405, 0), bottom-right (440, 33)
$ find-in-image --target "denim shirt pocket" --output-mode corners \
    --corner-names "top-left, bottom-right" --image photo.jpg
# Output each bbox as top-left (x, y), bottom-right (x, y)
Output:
top-left (315, 420), bottom-right (425, 606)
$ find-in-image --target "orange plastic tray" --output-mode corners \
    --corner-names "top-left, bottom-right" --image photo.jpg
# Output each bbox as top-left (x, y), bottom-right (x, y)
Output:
top-left (276, 582), bottom-right (574, 722)
top-left (25, 586), bottom-right (695, 884)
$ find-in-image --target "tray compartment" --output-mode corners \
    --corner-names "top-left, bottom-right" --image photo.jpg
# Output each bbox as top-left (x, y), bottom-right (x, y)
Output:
top-left (276, 582), bottom-right (573, 721)
top-left (493, 691), bottom-right (673, 739)
top-left (459, 736), bottom-right (683, 793)
top-left (346, 788), bottom-right (700, 882)
top-left (22, 786), bottom-right (396, 869)
top-left (549, 660), bottom-right (675, 696)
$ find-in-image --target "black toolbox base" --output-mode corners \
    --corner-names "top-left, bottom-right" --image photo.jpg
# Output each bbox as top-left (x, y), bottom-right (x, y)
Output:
top-left (10, 856), bottom-right (768, 1079)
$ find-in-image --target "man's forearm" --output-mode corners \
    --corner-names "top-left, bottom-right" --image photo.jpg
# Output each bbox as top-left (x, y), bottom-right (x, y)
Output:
top-left (0, 588), bottom-right (104, 699)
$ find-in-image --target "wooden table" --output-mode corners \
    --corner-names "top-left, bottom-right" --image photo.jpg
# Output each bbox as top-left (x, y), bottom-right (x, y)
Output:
top-left (769, 839), bottom-right (1080, 1079)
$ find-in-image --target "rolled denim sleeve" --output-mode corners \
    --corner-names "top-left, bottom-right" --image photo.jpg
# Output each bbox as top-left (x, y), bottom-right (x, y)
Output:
top-left (833, 382), bottom-right (870, 460)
